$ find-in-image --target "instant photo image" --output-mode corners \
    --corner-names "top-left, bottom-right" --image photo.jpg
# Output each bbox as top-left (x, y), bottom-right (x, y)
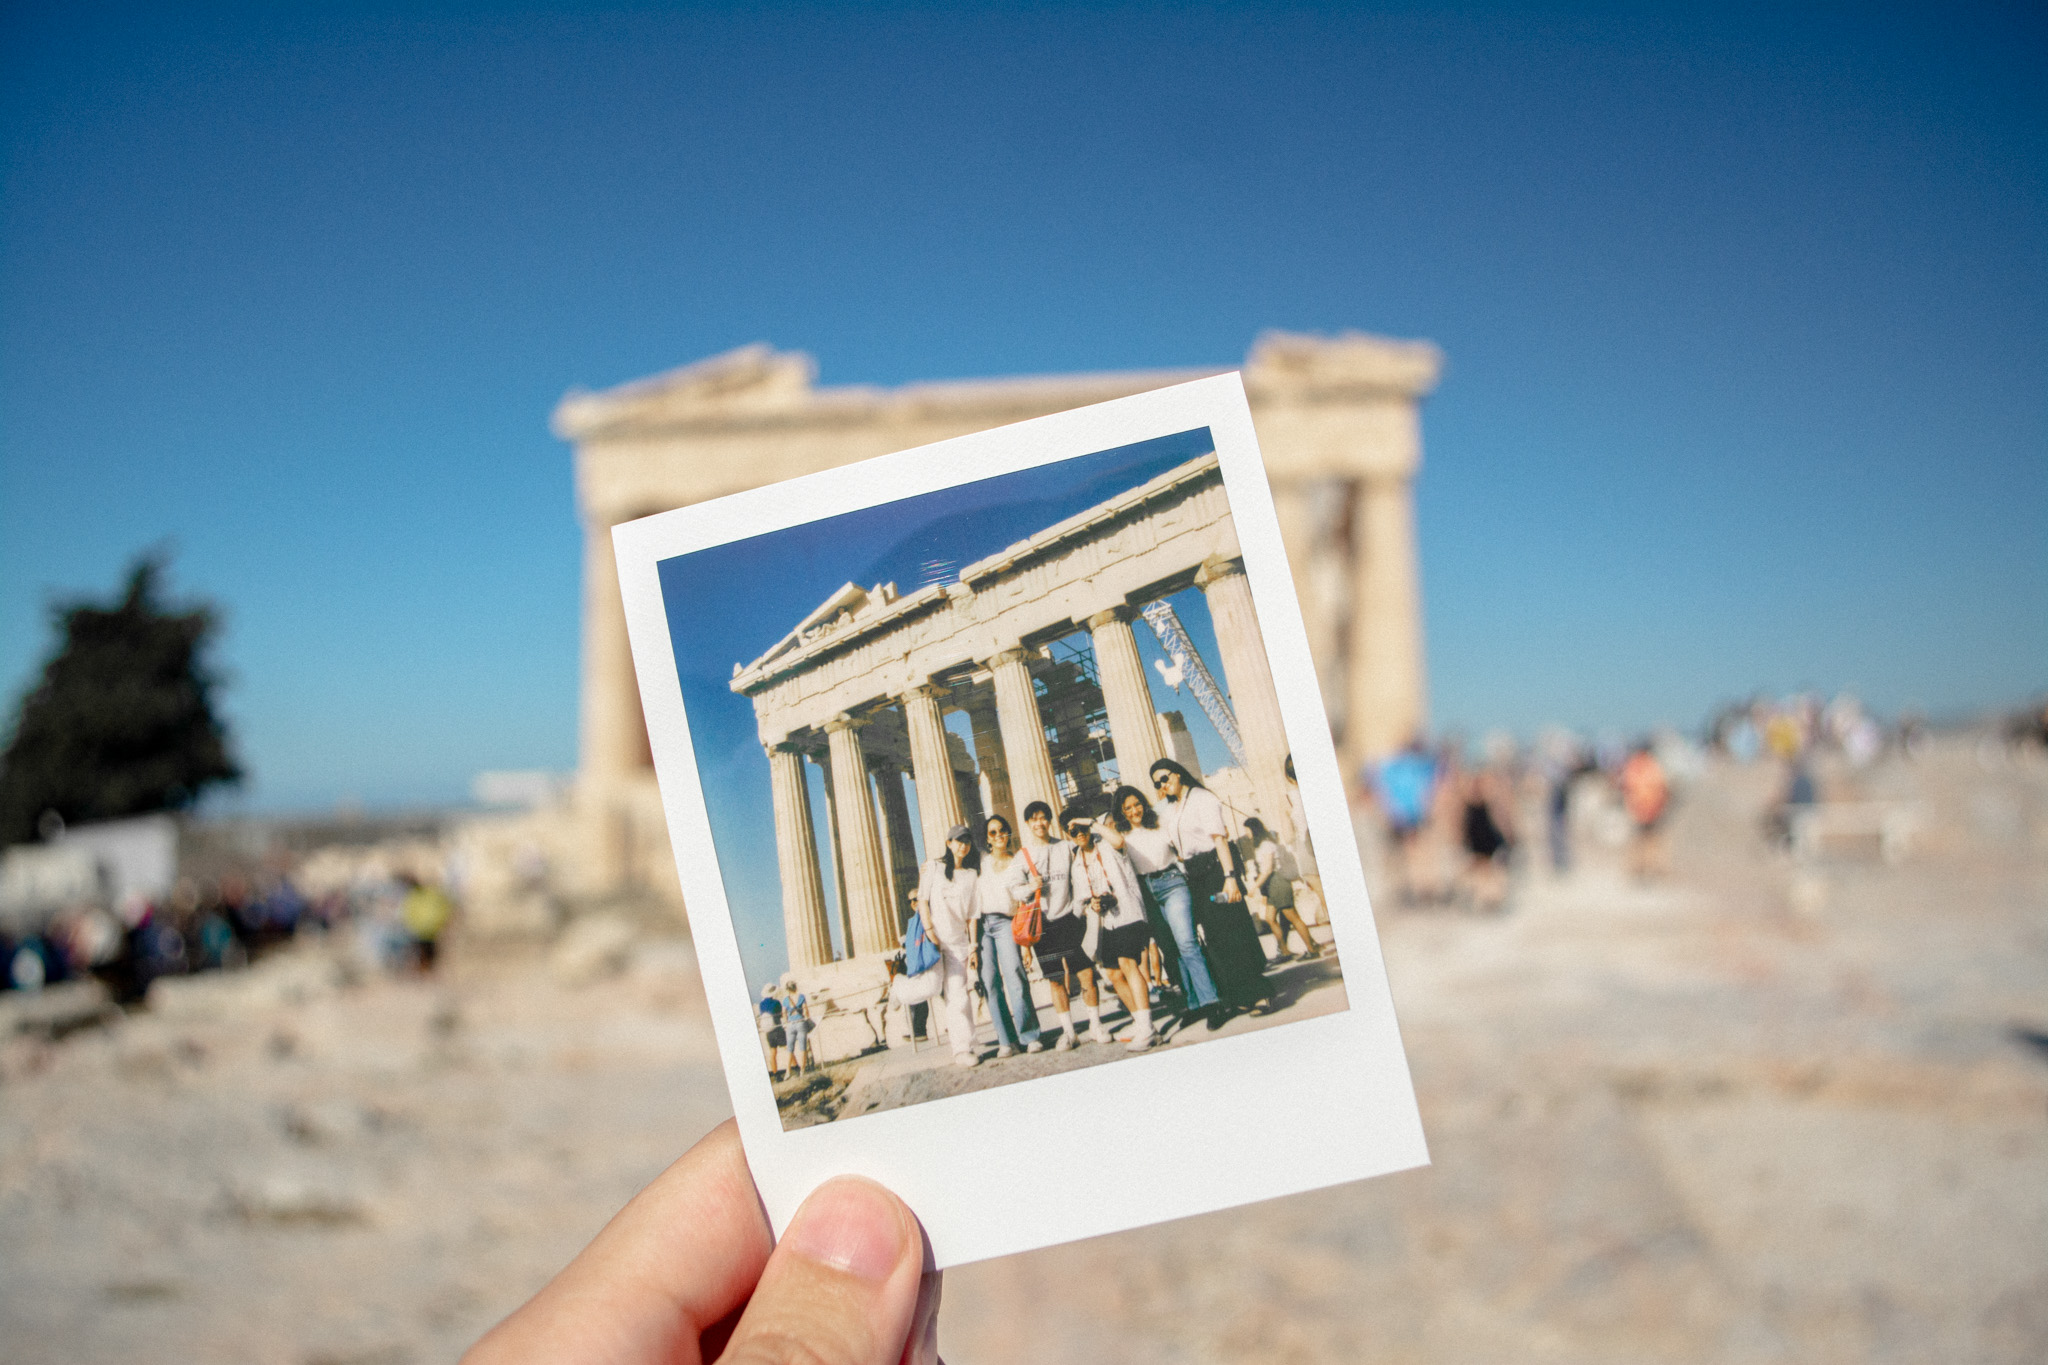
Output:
top-left (615, 377), bottom-right (1425, 1267)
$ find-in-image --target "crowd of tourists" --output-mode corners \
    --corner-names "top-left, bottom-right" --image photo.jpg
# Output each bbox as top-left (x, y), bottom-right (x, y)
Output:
top-left (858, 755), bottom-right (1327, 1072)
top-left (0, 868), bottom-right (456, 1002)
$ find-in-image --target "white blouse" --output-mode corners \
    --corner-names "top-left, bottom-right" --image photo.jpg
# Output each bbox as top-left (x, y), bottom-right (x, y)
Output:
top-left (975, 854), bottom-right (1026, 919)
top-left (918, 860), bottom-right (978, 952)
top-left (1163, 785), bottom-right (1232, 860)
top-left (1118, 823), bottom-right (1179, 876)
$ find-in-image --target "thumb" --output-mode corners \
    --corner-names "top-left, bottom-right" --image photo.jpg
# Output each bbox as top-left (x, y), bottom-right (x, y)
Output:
top-left (717, 1176), bottom-right (938, 1365)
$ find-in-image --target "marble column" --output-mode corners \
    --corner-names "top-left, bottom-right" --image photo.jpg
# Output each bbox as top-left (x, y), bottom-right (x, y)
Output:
top-left (767, 742), bottom-right (832, 969)
top-left (965, 698), bottom-right (1014, 826)
top-left (902, 684), bottom-right (965, 858)
top-left (815, 754), bottom-right (852, 955)
top-left (825, 714), bottom-right (899, 956)
top-left (1196, 555), bottom-right (1296, 843)
top-left (1271, 478), bottom-right (1350, 735)
top-left (1088, 606), bottom-right (1167, 786)
top-left (874, 762), bottom-right (920, 933)
top-left (986, 647), bottom-right (1061, 823)
top-left (578, 518), bottom-right (650, 891)
top-left (1347, 472), bottom-right (1428, 769)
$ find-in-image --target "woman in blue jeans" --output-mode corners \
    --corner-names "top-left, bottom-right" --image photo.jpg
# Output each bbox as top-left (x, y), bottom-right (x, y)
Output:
top-left (1105, 784), bottom-right (1221, 1026)
top-left (973, 814), bottom-right (1045, 1057)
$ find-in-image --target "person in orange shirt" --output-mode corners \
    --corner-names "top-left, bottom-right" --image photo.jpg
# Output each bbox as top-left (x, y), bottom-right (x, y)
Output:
top-left (1618, 744), bottom-right (1671, 880)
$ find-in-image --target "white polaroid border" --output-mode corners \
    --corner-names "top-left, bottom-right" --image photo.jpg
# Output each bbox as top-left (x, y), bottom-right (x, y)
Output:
top-left (613, 374), bottom-right (1426, 1268)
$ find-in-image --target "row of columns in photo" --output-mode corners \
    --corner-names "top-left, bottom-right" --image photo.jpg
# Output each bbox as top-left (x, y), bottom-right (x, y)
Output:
top-left (764, 554), bottom-right (1294, 971)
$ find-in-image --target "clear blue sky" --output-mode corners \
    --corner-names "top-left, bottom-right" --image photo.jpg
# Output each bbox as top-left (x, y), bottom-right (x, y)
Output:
top-left (2, 3), bottom-right (2041, 811)
top-left (659, 431), bottom-right (1233, 986)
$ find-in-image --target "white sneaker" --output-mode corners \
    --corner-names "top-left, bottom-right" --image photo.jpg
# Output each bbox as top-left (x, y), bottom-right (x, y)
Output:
top-left (954, 1053), bottom-right (980, 1068)
top-left (1025, 1038), bottom-right (1048, 1053)
top-left (1125, 1030), bottom-right (1157, 1052)
top-left (1087, 1024), bottom-right (1112, 1045)
top-left (996, 1044), bottom-right (1016, 1060)
top-left (1053, 1031), bottom-right (1075, 1051)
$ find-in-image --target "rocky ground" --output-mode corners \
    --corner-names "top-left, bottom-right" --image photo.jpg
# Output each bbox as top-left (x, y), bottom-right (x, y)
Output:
top-left (2, 738), bottom-right (2044, 1363)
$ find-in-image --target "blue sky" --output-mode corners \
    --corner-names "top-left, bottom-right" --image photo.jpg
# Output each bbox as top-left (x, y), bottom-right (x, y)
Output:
top-left (659, 431), bottom-right (1233, 986)
top-left (1, 3), bottom-right (2041, 811)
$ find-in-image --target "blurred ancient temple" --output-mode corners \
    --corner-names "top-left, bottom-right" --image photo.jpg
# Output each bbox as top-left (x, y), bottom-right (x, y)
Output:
top-left (471, 332), bottom-right (1438, 922)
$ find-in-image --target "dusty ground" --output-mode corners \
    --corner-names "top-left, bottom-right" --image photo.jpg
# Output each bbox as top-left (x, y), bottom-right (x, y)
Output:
top-left (2, 738), bottom-right (2044, 1363)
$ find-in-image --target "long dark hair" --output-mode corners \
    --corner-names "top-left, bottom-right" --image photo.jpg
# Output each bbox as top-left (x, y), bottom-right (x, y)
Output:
top-left (1147, 758), bottom-right (1205, 792)
top-left (1245, 816), bottom-right (1276, 845)
top-left (1110, 784), bottom-right (1158, 832)
top-left (942, 837), bottom-right (981, 880)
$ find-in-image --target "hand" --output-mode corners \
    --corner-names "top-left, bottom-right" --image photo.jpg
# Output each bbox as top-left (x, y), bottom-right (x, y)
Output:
top-left (466, 1120), bottom-right (942, 1365)
top-left (1221, 874), bottom-right (1243, 904)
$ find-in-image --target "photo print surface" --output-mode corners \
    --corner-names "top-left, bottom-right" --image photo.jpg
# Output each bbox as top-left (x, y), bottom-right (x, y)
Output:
top-left (657, 428), bottom-right (1347, 1130)
top-left (615, 376), bottom-right (1424, 1268)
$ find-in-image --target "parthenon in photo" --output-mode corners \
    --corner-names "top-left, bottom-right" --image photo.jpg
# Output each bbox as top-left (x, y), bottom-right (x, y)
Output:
top-left (547, 331), bottom-right (1438, 911)
top-left (733, 453), bottom-right (1293, 969)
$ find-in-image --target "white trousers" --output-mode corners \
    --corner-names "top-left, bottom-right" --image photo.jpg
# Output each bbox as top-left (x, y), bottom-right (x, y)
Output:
top-left (940, 943), bottom-right (977, 1057)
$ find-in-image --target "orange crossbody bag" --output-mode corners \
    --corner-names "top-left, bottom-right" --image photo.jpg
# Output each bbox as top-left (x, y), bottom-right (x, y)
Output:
top-left (1012, 846), bottom-right (1044, 946)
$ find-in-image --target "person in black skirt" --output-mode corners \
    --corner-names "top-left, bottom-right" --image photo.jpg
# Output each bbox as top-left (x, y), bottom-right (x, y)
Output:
top-left (1148, 759), bottom-right (1272, 1025)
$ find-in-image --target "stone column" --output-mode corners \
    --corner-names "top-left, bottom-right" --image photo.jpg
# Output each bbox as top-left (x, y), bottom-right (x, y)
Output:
top-left (1271, 478), bottom-right (1350, 734)
top-left (986, 647), bottom-right (1061, 823)
top-left (1088, 607), bottom-right (1167, 786)
top-left (824, 714), bottom-right (899, 957)
top-left (767, 742), bottom-right (832, 969)
top-left (1196, 555), bottom-right (1295, 843)
top-left (902, 685), bottom-right (965, 857)
top-left (815, 754), bottom-right (851, 955)
top-left (965, 698), bottom-right (1014, 825)
top-left (1347, 472), bottom-right (1428, 769)
top-left (578, 519), bottom-right (650, 891)
top-left (874, 763), bottom-right (920, 932)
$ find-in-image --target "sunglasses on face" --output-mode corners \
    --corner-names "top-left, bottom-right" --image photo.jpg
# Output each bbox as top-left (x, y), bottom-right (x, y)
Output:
top-left (1066, 824), bottom-right (1090, 837)
top-left (1151, 775), bottom-right (1173, 789)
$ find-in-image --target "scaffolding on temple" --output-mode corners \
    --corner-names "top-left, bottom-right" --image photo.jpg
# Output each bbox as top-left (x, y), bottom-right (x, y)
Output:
top-left (1138, 600), bottom-right (1246, 769)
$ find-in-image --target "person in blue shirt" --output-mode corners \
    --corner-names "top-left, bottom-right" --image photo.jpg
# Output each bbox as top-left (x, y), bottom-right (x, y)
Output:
top-left (757, 982), bottom-right (788, 1081)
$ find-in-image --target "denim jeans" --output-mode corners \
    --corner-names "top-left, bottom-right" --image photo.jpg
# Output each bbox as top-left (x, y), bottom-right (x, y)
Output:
top-left (977, 916), bottom-right (1041, 1049)
top-left (1145, 866), bottom-right (1219, 1010)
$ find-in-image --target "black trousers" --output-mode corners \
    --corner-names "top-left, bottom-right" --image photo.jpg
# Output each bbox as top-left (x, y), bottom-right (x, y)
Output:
top-left (1184, 851), bottom-right (1270, 1007)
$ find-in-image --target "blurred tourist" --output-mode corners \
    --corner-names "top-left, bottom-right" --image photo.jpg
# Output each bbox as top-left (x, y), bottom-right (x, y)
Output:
top-left (757, 981), bottom-right (789, 1080)
top-left (398, 872), bottom-right (455, 973)
top-left (1369, 737), bottom-right (1439, 905)
top-left (780, 975), bottom-right (814, 1077)
top-left (1457, 767), bottom-right (1514, 912)
top-left (1244, 817), bottom-right (1320, 959)
top-left (1282, 755), bottom-right (1326, 915)
top-left (1618, 743), bottom-right (1672, 880)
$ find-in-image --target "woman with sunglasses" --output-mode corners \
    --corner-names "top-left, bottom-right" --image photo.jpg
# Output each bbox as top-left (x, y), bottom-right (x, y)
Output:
top-left (1061, 804), bottom-right (1157, 1051)
top-left (1104, 783), bottom-right (1220, 1027)
top-left (974, 813), bottom-right (1045, 1058)
top-left (1147, 759), bottom-right (1272, 1022)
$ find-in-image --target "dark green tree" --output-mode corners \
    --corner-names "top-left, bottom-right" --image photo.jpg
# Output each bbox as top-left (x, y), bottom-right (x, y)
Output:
top-left (0, 554), bottom-right (242, 845)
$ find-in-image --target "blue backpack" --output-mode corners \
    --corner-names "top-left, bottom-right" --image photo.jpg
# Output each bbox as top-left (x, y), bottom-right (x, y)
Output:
top-left (902, 910), bottom-right (941, 976)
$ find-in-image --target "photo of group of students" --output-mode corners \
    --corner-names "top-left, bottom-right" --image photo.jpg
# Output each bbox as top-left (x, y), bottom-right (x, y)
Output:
top-left (899, 755), bottom-right (1334, 1069)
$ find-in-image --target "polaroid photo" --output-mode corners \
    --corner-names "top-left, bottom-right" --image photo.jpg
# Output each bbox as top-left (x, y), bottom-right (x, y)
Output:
top-left (613, 373), bottom-right (1426, 1268)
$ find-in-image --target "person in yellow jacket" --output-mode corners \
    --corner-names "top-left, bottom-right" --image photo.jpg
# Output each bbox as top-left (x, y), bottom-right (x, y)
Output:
top-left (399, 872), bottom-right (455, 972)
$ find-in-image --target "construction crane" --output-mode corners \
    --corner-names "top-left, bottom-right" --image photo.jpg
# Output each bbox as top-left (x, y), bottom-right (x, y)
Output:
top-left (1138, 600), bottom-right (1246, 768)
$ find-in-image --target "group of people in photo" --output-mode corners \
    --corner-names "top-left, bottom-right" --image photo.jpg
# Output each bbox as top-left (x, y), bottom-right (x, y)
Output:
top-left (755, 974), bottom-right (814, 1081)
top-left (898, 755), bottom-right (1328, 1070)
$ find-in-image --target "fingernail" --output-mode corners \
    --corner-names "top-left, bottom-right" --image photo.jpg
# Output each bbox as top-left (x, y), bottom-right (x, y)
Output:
top-left (782, 1177), bottom-right (907, 1282)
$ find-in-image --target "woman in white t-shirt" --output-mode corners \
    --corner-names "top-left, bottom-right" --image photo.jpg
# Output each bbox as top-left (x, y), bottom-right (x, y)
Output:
top-left (973, 813), bottom-right (1045, 1058)
top-left (1062, 804), bottom-right (1158, 1051)
top-left (1148, 759), bottom-right (1273, 1020)
top-left (914, 825), bottom-right (984, 1068)
top-left (1105, 783), bottom-right (1221, 1023)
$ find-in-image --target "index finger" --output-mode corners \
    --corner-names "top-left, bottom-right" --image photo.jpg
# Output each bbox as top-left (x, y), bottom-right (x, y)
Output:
top-left (466, 1119), bottom-right (772, 1364)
